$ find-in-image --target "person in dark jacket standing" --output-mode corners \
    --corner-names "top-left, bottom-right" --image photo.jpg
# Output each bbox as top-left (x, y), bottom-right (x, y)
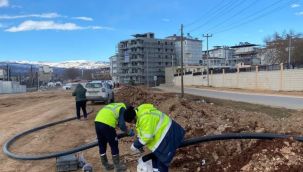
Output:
top-left (124, 104), bottom-right (185, 172)
top-left (72, 84), bottom-right (88, 120)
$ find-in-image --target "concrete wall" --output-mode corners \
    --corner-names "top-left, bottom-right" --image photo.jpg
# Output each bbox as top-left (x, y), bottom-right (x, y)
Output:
top-left (0, 81), bottom-right (26, 94)
top-left (173, 66), bottom-right (303, 91)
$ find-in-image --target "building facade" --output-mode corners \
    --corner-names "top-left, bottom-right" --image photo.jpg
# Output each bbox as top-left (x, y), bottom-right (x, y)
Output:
top-left (229, 42), bottom-right (261, 67)
top-left (38, 65), bottom-right (53, 83)
top-left (109, 54), bottom-right (118, 82)
top-left (202, 46), bottom-right (234, 68)
top-left (202, 43), bottom-right (262, 69)
top-left (166, 34), bottom-right (202, 66)
top-left (117, 33), bottom-right (176, 85)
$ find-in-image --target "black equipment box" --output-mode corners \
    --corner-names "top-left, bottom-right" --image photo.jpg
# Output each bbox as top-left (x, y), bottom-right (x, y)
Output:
top-left (56, 154), bottom-right (79, 172)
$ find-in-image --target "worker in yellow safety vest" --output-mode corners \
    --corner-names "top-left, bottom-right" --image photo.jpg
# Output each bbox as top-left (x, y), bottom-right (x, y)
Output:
top-left (124, 104), bottom-right (185, 172)
top-left (95, 103), bottom-right (135, 172)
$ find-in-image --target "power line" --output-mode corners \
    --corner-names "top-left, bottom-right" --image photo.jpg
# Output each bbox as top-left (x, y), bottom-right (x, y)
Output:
top-left (185, 0), bottom-right (225, 27)
top-left (212, 0), bottom-right (295, 34)
top-left (204, 0), bottom-right (259, 33)
top-left (188, 0), bottom-right (242, 33)
top-left (203, 34), bottom-right (212, 86)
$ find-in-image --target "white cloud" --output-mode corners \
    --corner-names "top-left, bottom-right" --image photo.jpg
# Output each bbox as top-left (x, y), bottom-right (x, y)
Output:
top-left (0, 13), bottom-right (62, 20)
top-left (90, 26), bottom-right (114, 30)
top-left (0, 0), bottom-right (9, 7)
top-left (5, 20), bottom-right (113, 32)
top-left (73, 17), bottom-right (93, 21)
top-left (161, 18), bottom-right (171, 22)
top-left (291, 3), bottom-right (300, 8)
top-left (296, 11), bottom-right (303, 16)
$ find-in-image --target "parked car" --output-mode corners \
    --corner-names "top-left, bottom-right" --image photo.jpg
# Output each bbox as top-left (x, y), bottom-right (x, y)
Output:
top-left (62, 83), bottom-right (80, 90)
top-left (84, 81), bottom-right (114, 104)
top-left (62, 83), bottom-right (72, 90)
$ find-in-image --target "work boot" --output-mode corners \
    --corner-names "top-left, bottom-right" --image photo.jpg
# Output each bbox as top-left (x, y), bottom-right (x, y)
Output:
top-left (100, 155), bottom-right (114, 171)
top-left (112, 155), bottom-right (127, 172)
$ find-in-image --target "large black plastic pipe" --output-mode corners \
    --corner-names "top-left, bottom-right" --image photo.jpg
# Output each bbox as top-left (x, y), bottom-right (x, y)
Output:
top-left (4, 111), bottom-right (303, 161)
top-left (142, 133), bottom-right (302, 162)
top-left (2, 108), bottom-right (117, 160)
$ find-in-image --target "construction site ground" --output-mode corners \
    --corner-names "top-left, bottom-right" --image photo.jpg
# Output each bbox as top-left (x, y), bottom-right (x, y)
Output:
top-left (0, 86), bottom-right (303, 172)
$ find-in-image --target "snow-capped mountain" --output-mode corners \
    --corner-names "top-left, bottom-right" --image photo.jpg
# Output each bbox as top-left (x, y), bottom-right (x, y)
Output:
top-left (5, 60), bottom-right (109, 69)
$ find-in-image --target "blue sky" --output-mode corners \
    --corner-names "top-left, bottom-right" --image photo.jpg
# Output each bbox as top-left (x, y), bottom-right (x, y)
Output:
top-left (0, 0), bottom-right (302, 62)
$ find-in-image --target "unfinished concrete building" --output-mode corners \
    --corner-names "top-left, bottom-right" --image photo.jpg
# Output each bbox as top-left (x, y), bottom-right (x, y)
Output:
top-left (117, 33), bottom-right (176, 85)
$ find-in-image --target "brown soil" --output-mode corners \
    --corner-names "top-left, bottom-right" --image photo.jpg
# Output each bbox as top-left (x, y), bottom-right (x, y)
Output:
top-left (0, 86), bottom-right (302, 172)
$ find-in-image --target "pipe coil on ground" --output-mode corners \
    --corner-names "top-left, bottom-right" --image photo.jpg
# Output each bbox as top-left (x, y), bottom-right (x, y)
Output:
top-left (2, 107), bottom-right (106, 160)
top-left (3, 108), bottom-right (303, 161)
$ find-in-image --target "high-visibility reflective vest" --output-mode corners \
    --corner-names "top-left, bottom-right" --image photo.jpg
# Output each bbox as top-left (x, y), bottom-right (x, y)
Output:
top-left (95, 103), bottom-right (126, 128)
top-left (136, 104), bottom-right (172, 151)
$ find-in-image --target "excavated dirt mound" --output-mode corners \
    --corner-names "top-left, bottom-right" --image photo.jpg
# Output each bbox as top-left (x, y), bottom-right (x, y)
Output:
top-left (115, 86), bottom-right (303, 172)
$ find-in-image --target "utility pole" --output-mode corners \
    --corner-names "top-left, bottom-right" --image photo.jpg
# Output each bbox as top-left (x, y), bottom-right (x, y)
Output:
top-left (203, 34), bottom-right (212, 86)
top-left (288, 35), bottom-right (292, 68)
top-left (147, 50), bottom-right (149, 87)
top-left (180, 24), bottom-right (184, 98)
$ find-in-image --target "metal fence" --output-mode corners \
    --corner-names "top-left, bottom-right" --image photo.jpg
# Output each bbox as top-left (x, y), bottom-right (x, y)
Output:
top-left (179, 64), bottom-right (303, 77)
top-left (0, 81), bottom-right (26, 94)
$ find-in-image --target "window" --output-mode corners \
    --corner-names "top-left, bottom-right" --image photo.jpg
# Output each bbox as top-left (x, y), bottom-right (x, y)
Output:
top-left (85, 83), bottom-right (102, 88)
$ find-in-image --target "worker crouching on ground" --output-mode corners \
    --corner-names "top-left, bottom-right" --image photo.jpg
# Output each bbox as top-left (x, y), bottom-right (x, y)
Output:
top-left (95, 103), bottom-right (135, 172)
top-left (124, 104), bottom-right (185, 172)
top-left (72, 84), bottom-right (88, 120)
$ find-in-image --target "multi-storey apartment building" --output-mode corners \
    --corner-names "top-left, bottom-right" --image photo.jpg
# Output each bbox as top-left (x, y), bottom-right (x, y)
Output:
top-left (166, 34), bottom-right (202, 66)
top-left (117, 33), bottom-right (176, 85)
top-left (202, 46), bottom-right (234, 68)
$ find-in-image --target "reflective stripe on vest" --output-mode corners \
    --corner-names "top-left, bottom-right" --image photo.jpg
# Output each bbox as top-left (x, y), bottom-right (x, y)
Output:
top-left (139, 111), bottom-right (165, 139)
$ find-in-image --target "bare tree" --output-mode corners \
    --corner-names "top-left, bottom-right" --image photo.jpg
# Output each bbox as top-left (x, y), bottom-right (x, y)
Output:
top-left (82, 69), bottom-right (93, 80)
top-left (64, 68), bottom-right (80, 80)
top-left (264, 30), bottom-right (303, 65)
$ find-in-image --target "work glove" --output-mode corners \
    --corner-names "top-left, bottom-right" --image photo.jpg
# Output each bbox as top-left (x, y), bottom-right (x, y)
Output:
top-left (128, 129), bottom-right (135, 137)
top-left (130, 143), bottom-right (144, 153)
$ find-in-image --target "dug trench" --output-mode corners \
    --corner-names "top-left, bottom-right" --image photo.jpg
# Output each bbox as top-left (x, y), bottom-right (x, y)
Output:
top-left (1, 86), bottom-right (303, 172)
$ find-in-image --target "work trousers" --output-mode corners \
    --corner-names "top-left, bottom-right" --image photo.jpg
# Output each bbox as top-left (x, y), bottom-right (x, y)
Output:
top-left (76, 100), bottom-right (87, 119)
top-left (95, 122), bottom-right (119, 155)
top-left (152, 155), bottom-right (168, 172)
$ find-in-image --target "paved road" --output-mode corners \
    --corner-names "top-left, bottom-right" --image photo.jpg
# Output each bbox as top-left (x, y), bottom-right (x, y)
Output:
top-left (157, 85), bottom-right (303, 110)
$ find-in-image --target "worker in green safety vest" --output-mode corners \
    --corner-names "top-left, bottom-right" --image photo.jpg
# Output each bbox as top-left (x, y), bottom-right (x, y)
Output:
top-left (95, 103), bottom-right (135, 172)
top-left (124, 104), bottom-right (185, 172)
